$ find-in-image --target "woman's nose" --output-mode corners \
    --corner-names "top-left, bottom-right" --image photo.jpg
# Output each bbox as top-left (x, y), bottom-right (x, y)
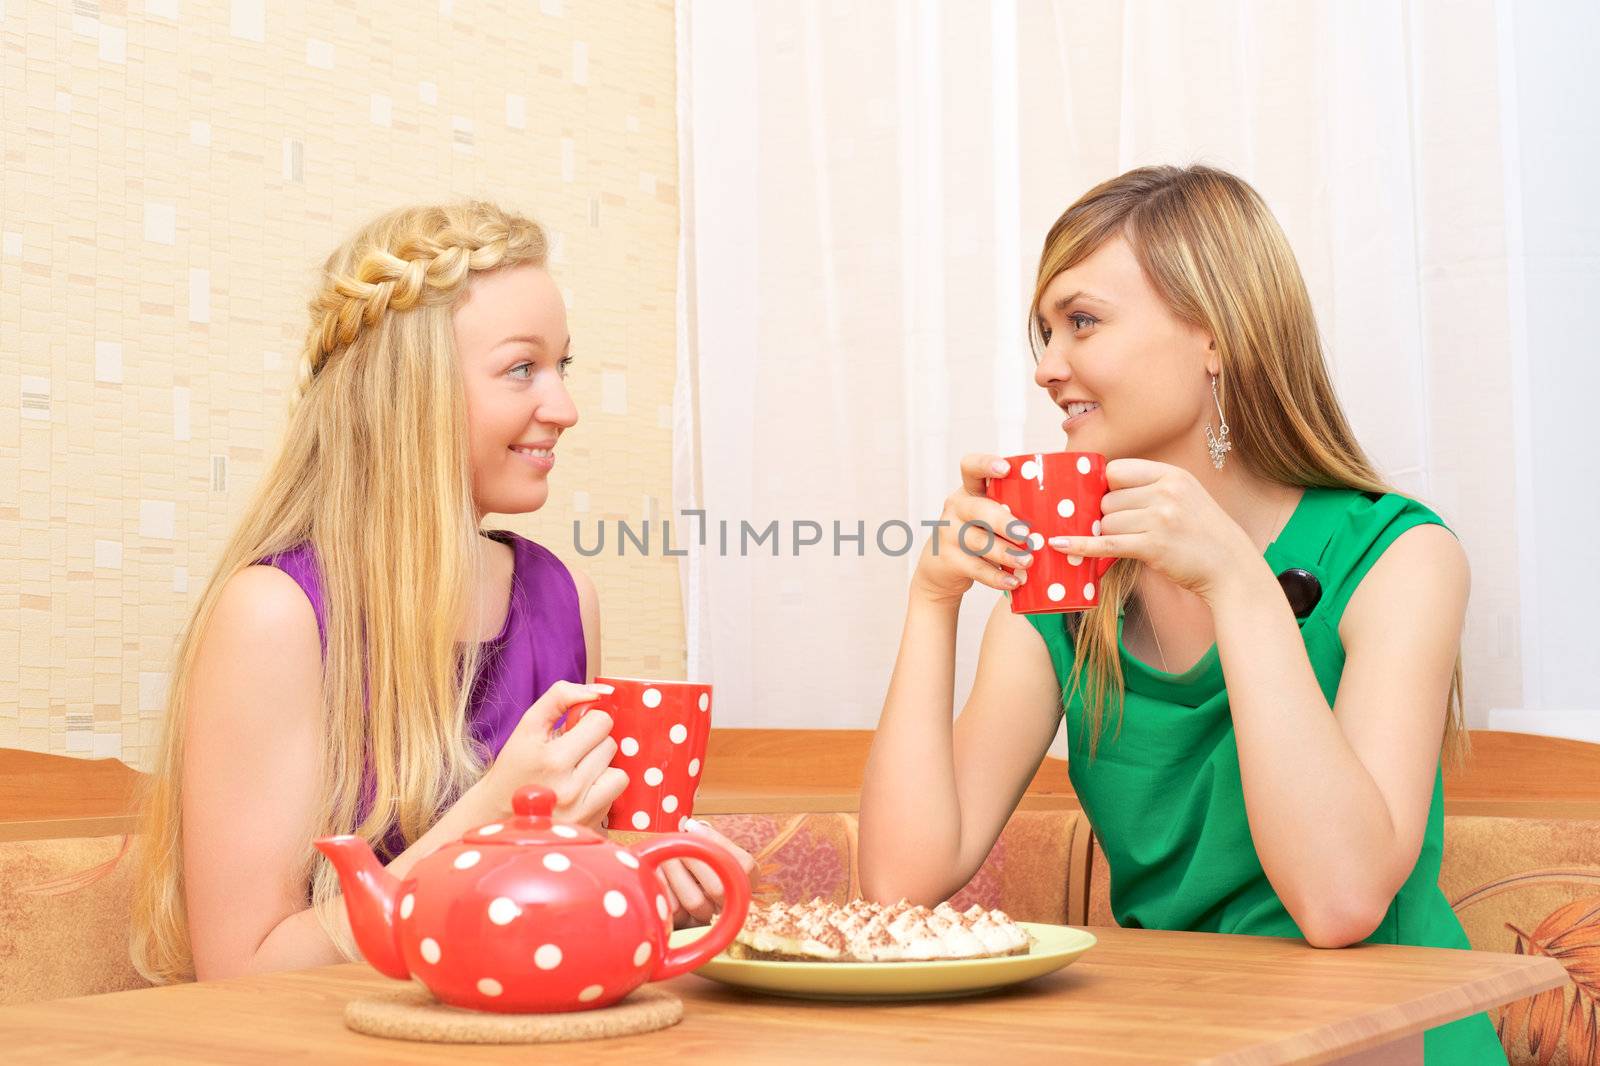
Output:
top-left (1034, 343), bottom-right (1070, 391)
top-left (539, 380), bottom-right (580, 428)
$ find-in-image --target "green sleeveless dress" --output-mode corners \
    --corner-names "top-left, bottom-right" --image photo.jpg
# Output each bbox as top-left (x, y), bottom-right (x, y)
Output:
top-left (1024, 487), bottom-right (1503, 1064)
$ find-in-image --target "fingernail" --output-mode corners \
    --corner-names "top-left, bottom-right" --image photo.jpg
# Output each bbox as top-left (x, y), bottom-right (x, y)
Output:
top-left (1015, 569), bottom-right (1027, 586)
top-left (1003, 574), bottom-right (1020, 588)
top-left (1047, 536), bottom-right (1071, 548)
top-left (683, 818), bottom-right (706, 833)
top-left (991, 460), bottom-right (1009, 475)
top-left (591, 683), bottom-right (615, 694)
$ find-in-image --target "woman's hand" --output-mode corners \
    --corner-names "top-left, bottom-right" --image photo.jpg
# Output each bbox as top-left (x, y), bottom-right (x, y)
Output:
top-left (910, 453), bottom-right (1036, 605)
top-left (1045, 458), bottom-right (1257, 603)
top-left (655, 819), bottom-right (758, 929)
top-left (475, 680), bottom-right (629, 829)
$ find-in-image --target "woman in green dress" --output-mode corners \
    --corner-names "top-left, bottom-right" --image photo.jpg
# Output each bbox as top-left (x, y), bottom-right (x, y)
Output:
top-left (859, 164), bottom-right (1502, 1063)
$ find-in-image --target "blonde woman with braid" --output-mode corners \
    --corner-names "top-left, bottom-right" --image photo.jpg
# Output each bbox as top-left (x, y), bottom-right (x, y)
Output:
top-left (860, 166), bottom-right (1500, 1062)
top-left (130, 201), bottom-right (752, 982)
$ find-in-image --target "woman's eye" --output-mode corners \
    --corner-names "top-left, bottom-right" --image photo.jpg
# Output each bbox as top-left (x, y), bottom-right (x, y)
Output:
top-left (1069, 312), bottom-right (1097, 332)
top-left (508, 362), bottom-right (533, 379)
top-left (558, 355), bottom-right (574, 378)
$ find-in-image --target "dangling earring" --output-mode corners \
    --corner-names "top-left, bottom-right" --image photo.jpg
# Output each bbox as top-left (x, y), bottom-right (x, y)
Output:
top-left (1205, 373), bottom-right (1232, 470)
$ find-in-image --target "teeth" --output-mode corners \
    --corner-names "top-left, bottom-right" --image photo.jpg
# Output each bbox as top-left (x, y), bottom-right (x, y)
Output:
top-left (516, 447), bottom-right (553, 458)
top-left (1065, 402), bottom-right (1100, 418)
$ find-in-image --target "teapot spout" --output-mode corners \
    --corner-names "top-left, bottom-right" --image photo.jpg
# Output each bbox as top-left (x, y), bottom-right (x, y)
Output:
top-left (313, 835), bottom-right (409, 980)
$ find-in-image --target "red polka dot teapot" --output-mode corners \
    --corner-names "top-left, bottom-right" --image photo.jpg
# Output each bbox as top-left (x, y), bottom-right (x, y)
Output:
top-left (314, 784), bottom-right (751, 1013)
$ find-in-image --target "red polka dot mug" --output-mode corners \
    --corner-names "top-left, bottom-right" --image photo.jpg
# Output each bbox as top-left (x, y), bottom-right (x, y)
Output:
top-left (563, 677), bottom-right (712, 833)
top-left (985, 451), bottom-right (1118, 614)
top-left (314, 784), bottom-right (750, 1013)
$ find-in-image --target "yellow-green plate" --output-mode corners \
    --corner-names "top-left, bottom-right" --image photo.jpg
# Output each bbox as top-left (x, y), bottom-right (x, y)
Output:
top-left (670, 922), bottom-right (1096, 1001)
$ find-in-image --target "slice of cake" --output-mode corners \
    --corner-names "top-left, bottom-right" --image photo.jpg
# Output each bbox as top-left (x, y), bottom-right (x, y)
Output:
top-left (728, 898), bottom-right (1034, 963)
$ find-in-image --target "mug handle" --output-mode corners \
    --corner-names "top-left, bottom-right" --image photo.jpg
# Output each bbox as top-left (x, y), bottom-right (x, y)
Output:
top-left (629, 835), bottom-right (753, 981)
top-left (1092, 553), bottom-right (1116, 579)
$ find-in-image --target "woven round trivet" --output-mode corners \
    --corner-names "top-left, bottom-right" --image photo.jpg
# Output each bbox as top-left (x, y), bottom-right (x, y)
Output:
top-left (343, 984), bottom-right (683, 1044)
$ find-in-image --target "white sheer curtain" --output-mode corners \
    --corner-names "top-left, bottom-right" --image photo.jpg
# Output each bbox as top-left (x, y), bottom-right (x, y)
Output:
top-left (674, 0), bottom-right (1600, 740)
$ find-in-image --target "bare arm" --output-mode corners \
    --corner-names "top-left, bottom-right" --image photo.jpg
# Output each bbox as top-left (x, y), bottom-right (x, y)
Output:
top-left (183, 566), bottom-right (624, 980)
top-left (859, 454), bottom-right (1065, 905)
top-left (861, 594), bottom-right (1063, 904)
top-left (1212, 524), bottom-right (1468, 947)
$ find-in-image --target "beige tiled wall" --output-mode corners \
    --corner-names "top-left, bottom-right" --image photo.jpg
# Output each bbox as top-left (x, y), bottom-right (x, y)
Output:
top-left (0, 0), bottom-right (684, 769)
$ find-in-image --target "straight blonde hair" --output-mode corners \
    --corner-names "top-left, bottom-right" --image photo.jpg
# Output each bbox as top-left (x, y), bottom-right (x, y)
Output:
top-left (129, 201), bottom-right (550, 983)
top-left (1030, 165), bottom-right (1467, 767)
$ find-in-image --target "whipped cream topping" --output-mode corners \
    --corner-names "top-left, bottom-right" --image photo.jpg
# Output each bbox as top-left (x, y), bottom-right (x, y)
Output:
top-left (734, 897), bottom-right (1034, 962)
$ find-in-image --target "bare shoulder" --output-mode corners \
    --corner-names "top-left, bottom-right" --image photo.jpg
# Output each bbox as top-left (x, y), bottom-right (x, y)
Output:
top-left (967, 594), bottom-right (1060, 710)
top-left (1339, 522), bottom-right (1470, 645)
top-left (207, 564), bottom-right (321, 653)
top-left (188, 565), bottom-right (322, 730)
top-left (566, 563), bottom-right (599, 610)
top-left (984, 591), bottom-right (1056, 651)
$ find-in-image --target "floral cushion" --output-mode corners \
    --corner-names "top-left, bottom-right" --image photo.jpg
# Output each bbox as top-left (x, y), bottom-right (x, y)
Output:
top-left (613, 808), bottom-right (1088, 925)
top-left (1443, 816), bottom-right (1600, 1066)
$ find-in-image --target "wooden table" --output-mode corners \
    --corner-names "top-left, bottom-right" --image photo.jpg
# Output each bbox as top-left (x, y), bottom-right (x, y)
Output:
top-left (0, 927), bottom-right (1562, 1065)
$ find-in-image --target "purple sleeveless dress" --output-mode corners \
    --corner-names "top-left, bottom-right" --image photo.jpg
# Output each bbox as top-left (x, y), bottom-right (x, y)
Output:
top-left (262, 530), bottom-right (587, 857)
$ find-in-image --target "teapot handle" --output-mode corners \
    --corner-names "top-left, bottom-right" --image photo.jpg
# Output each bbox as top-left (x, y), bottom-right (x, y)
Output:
top-left (628, 835), bottom-right (752, 981)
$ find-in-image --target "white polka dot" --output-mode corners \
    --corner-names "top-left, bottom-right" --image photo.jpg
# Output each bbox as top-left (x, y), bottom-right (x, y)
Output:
top-left (477, 978), bottom-right (502, 997)
top-left (656, 894), bottom-right (669, 921)
top-left (669, 724), bottom-right (688, 744)
top-left (1057, 498), bottom-right (1075, 518)
top-left (579, 984), bottom-right (604, 1003)
top-left (1020, 459), bottom-right (1039, 480)
top-left (535, 944), bottom-right (563, 970)
top-left (642, 687), bottom-right (662, 708)
top-left (400, 893), bottom-right (414, 920)
top-left (616, 850), bottom-right (641, 869)
top-left (551, 824), bottom-right (579, 839)
top-left (453, 850), bottom-right (481, 870)
top-left (420, 937), bottom-right (440, 964)
top-left (1084, 582), bottom-right (1096, 600)
top-left (543, 852), bottom-right (571, 872)
top-left (1047, 583), bottom-right (1066, 602)
top-left (1027, 532), bottom-right (1044, 551)
top-left (688, 758), bottom-right (701, 777)
top-left (698, 693), bottom-right (710, 712)
top-left (604, 891), bottom-right (628, 917)
top-left (634, 941), bottom-right (652, 967)
top-left (662, 795), bottom-right (679, 813)
top-left (1077, 456), bottom-right (1092, 475)
top-left (620, 736), bottom-right (639, 757)
top-left (477, 823), bottom-right (503, 836)
top-left (488, 897), bottom-right (521, 925)
top-left (1067, 554), bottom-right (1083, 566)
top-left (643, 766), bottom-right (664, 787)
top-left (1092, 520), bottom-right (1101, 536)
top-left (631, 810), bottom-right (651, 830)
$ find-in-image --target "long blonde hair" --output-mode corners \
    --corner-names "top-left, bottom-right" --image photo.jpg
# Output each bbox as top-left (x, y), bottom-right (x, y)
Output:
top-left (129, 201), bottom-right (550, 982)
top-left (1030, 165), bottom-right (1467, 767)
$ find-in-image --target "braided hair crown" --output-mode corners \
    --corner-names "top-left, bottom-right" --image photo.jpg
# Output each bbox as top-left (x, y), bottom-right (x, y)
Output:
top-left (294, 201), bottom-right (549, 403)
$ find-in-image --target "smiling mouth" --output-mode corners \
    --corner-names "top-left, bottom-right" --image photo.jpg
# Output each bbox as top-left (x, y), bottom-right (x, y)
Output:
top-left (510, 446), bottom-right (555, 459)
top-left (1061, 401), bottom-right (1100, 429)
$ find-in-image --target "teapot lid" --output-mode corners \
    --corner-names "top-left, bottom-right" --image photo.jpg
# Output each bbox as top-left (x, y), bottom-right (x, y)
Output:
top-left (462, 785), bottom-right (606, 847)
